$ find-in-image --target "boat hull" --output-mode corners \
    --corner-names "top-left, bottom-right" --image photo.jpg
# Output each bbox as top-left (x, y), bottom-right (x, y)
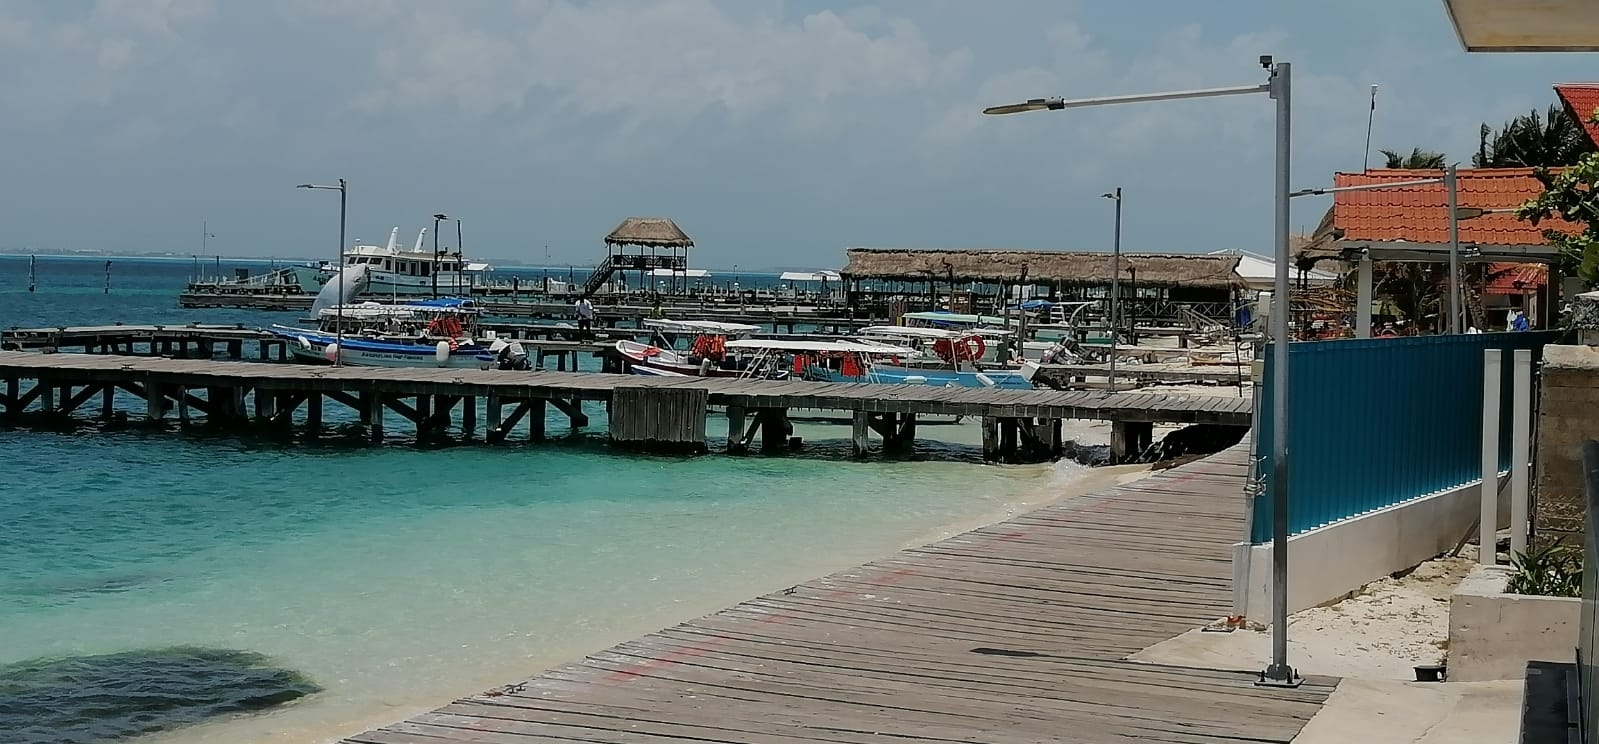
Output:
top-left (270, 326), bottom-right (486, 368)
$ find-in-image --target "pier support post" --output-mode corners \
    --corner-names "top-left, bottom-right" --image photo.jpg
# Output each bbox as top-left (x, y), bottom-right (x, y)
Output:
top-left (999, 418), bottom-right (1017, 461)
top-left (462, 396), bottom-right (477, 439)
top-left (759, 408), bottom-right (792, 453)
top-left (176, 386), bottom-right (191, 426)
top-left (5, 378), bottom-right (17, 416)
top-left (257, 340), bottom-right (269, 360)
top-left (306, 393), bottom-right (322, 435)
top-left (486, 393), bottom-right (503, 441)
top-left (39, 384), bottom-right (56, 413)
top-left (981, 417), bottom-right (999, 461)
top-left (366, 393), bottom-right (384, 442)
top-left (1110, 420), bottom-right (1153, 464)
top-left (101, 385), bottom-right (114, 421)
top-left (726, 405), bottom-right (747, 453)
top-left (852, 410), bottom-right (870, 457)
top-left (227, 340), bottom-right (243, 359)
top-left (530, 399), bottom-right (547, 440)
top-left (145, 383), bottom-right (167, 422)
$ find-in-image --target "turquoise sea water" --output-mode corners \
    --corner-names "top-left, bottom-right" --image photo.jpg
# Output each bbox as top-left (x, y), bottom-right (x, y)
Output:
top-left (0, 257), bottom-right (1109, 743)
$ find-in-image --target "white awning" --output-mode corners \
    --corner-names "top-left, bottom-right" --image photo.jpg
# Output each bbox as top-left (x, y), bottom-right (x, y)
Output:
top-left (642, 319), bottom-right (760, 334)
top-left (779, 271), bottom-right (841, 282)
top-left (1443, 0), bottom-right (1599, 51)
top-left (725, 338), bottom-right (917, 355)
top-left (649, 268), bottom-right (710, 278)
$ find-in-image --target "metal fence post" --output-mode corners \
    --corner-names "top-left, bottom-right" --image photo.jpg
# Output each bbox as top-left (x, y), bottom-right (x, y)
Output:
top-left (1510, 349), bottom-right (1532, 558)
top-left (1481, 349), bottom-right (1502, 565)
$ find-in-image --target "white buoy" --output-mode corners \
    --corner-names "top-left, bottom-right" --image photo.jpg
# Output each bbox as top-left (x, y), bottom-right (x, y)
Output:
top-left (324, 342), bottom-right (340, 363)
top-left (435, 340), bottom-right (451, 367)
top-left (296, 335), bottom-right (311, 350)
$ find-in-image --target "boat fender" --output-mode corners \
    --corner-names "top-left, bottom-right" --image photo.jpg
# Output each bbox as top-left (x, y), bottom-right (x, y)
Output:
top-left (974, 373), bottom-right (997, 388)
top-left (903, 375), bottom-right (927, 385)
top-left (296, 335), bottom-right (311, 350)
top-left (324, 342), bottom-right (340, 363)
top-left (435, 340), bottom-right (451, 367)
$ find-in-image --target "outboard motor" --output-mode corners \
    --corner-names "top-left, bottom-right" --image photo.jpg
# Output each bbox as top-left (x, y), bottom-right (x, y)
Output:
top-left (489, 339), bottom-right (532, 371)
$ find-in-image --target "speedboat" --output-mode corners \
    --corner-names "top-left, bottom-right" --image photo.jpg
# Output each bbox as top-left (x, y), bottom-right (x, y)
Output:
top-left (614, 319), bottom-right (762, 377)
top-left (722, 338), bottom-right (1032, 389)
top-left (268, 298), bottom-right (490, 368)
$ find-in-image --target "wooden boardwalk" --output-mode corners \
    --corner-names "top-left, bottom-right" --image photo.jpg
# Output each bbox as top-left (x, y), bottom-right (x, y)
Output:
top-left (339, 445), bottom-right (1335, 744)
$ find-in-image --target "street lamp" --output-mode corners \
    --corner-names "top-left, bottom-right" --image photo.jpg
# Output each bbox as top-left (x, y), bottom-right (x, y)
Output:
top-left (1102, 188), bottom-right (1123, 392)
top-left (985, 58), bottom-right (1300, 687)
top-left (298, 179), bottom-right (348, 366)
top-left (432, 213), bottom-right (449, 299)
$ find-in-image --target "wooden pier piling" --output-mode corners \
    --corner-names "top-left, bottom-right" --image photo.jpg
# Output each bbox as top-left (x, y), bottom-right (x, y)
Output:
top-left (608, 386), bottom-right (708, 454)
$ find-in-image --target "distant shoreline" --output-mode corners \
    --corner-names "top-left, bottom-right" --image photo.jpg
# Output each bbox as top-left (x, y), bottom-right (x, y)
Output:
top-left (0, 253), bottom-right (800, 275)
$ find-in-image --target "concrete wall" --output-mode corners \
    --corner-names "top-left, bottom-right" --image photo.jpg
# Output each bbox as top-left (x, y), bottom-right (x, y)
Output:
top-left (1234, 477), bottom-right (1507, 617)
top-left (1447, 565), bottom-right (1580, 682)
top-left (1537, 344), bottom-right (1599, 543)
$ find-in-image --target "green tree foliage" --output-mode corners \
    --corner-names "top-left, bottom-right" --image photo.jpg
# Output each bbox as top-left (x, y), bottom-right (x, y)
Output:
top-left (1475, 104), bottom-right (1595, 168)
top-left (1519, 143), bottom-right (1599, 287)
top-left (1379, 147), bottom-right (1446, 169)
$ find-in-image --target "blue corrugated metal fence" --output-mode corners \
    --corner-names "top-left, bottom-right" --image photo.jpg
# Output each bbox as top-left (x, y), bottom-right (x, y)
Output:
top-left (1250, 331), bottom-right (1558, 543)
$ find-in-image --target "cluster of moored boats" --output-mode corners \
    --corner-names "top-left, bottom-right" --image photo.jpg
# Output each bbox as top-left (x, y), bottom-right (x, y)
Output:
top-left (262, 293), bottom-right (1130, 389)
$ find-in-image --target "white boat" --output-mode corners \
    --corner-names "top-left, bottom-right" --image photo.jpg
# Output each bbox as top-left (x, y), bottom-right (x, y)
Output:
top-left (615, 319), bottom-right (762, 377)
top-left (267, 298), bottom-right (490, 368)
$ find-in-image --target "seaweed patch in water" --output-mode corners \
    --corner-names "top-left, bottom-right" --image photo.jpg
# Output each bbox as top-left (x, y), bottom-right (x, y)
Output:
top-left (0, 646), bottom-right (320, 744)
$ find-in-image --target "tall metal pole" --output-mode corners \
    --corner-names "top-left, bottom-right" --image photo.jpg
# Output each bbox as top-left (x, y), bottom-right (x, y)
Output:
top-left (432, 216), bottom-right (441, 299)
top-left (456, 219), bottom-right (464, 295)
top-left (1446, 165), bottom-right (1461, 334)
top-left (1263, 60), bottom-right (1297, 686)
top-left (337, 178), bottom-right (347, 367)
top-left (1109, 187), bottom-right (1122, 392)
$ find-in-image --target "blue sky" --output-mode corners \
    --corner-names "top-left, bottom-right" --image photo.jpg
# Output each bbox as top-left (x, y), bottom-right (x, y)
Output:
top-left (0, 1), bottom-right (1592, 269)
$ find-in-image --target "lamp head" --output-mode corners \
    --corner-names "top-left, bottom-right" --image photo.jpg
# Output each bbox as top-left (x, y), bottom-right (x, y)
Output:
top-left (982, 97), bottom-right (1066, 115)
top-left (433, 213), bottom-right (449, 221)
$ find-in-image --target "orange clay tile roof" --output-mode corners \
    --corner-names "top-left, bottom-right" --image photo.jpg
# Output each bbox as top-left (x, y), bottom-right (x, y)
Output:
top-left (1485, 262), bottom-right (1548, 293)
top-left (1555, 83), bottom-right (1599, 148)
top-left (1332, 168), bottom-right (1577, 245)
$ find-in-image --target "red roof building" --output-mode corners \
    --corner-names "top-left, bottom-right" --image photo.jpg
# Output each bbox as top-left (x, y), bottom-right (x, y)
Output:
top-left (1325, 168), bottom-right (1573, 300)
top-left (1555, 83), bottom-right (1599, 147)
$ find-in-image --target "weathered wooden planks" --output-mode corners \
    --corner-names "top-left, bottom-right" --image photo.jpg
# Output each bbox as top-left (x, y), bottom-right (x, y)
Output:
top-left (336, 445), bottom-right (1334, 744)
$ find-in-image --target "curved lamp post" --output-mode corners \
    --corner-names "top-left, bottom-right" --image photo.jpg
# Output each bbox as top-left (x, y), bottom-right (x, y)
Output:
top-left (298, 179), bottom-right (348, 366)
top-left (984, 59), bottom-right (1300, 687)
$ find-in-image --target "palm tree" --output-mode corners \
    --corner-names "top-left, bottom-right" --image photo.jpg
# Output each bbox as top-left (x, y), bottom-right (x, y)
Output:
top-left (1379, 147), bottom-right (1448, 169)
top-left (1474, 104), bottom-right (1595, 168)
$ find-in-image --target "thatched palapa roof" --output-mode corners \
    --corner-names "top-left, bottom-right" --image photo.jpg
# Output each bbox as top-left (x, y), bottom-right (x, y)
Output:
top-left (605, 217), bottom-right (694, 248)
top-left (841, 248), bottom-right (1245, 289)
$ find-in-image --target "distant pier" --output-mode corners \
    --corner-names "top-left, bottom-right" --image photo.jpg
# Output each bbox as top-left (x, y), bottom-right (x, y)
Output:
top-left (0, 353), bottom-right (1250, 462)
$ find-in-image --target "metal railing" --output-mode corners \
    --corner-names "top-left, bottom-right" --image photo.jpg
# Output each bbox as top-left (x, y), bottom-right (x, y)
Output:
top-left (1250, 331), bottom-right (1559, 542)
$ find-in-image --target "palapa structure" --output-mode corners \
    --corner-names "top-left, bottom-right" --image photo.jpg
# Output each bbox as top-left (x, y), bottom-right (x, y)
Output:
top-left (841, 248), bottom-right (1244, 289)
top-left (584, 217), bottom-right (695, 297)
top-left (839, 247), bottom-right (1248, 325)
top-left (604, 217), bottom-right (695, 249)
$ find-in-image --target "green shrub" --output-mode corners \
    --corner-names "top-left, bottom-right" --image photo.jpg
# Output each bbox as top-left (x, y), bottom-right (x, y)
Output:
top-left (1506, 543), bottom-right (1584, 597)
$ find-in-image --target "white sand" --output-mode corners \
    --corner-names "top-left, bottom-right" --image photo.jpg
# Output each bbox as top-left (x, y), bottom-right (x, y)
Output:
top-left (1132, 548), bottom-right (1523, 743)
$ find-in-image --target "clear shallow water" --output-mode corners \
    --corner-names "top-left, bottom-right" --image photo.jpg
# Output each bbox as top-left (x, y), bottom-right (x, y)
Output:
top-left (0, 257), bottom-right (1106, 743)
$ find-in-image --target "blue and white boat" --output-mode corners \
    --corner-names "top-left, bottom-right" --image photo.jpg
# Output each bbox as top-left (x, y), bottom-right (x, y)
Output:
top-left (268, 298), bottom-right (490, 368)
top-left (721, 338), bottom-right (1034, 389)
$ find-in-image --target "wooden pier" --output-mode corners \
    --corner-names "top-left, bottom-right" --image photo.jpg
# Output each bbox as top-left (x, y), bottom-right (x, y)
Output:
top-left (0, 353), bottom-right (1251, 462)
top-left (1033, 362), bottom-right (1252, 390)
top-left (336, 445), bottom-right (1335, 744)
top-left (1, 325), bottom-right (608, 372)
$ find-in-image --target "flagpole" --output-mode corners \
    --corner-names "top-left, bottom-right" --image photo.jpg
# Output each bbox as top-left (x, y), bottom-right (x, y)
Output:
top-left (1361, 84), bottom-right (1377, 171)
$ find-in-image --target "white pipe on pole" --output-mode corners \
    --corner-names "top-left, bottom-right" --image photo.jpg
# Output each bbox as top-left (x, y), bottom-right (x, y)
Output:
top-left (1510, 349), bottom-right (1532, 558)
top-left (1481, 349), bottom-right (1503, 565)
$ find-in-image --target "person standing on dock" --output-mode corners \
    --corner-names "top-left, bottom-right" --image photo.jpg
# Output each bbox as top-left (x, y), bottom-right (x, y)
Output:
top-left (575, 296), bottom-right (595, 338)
